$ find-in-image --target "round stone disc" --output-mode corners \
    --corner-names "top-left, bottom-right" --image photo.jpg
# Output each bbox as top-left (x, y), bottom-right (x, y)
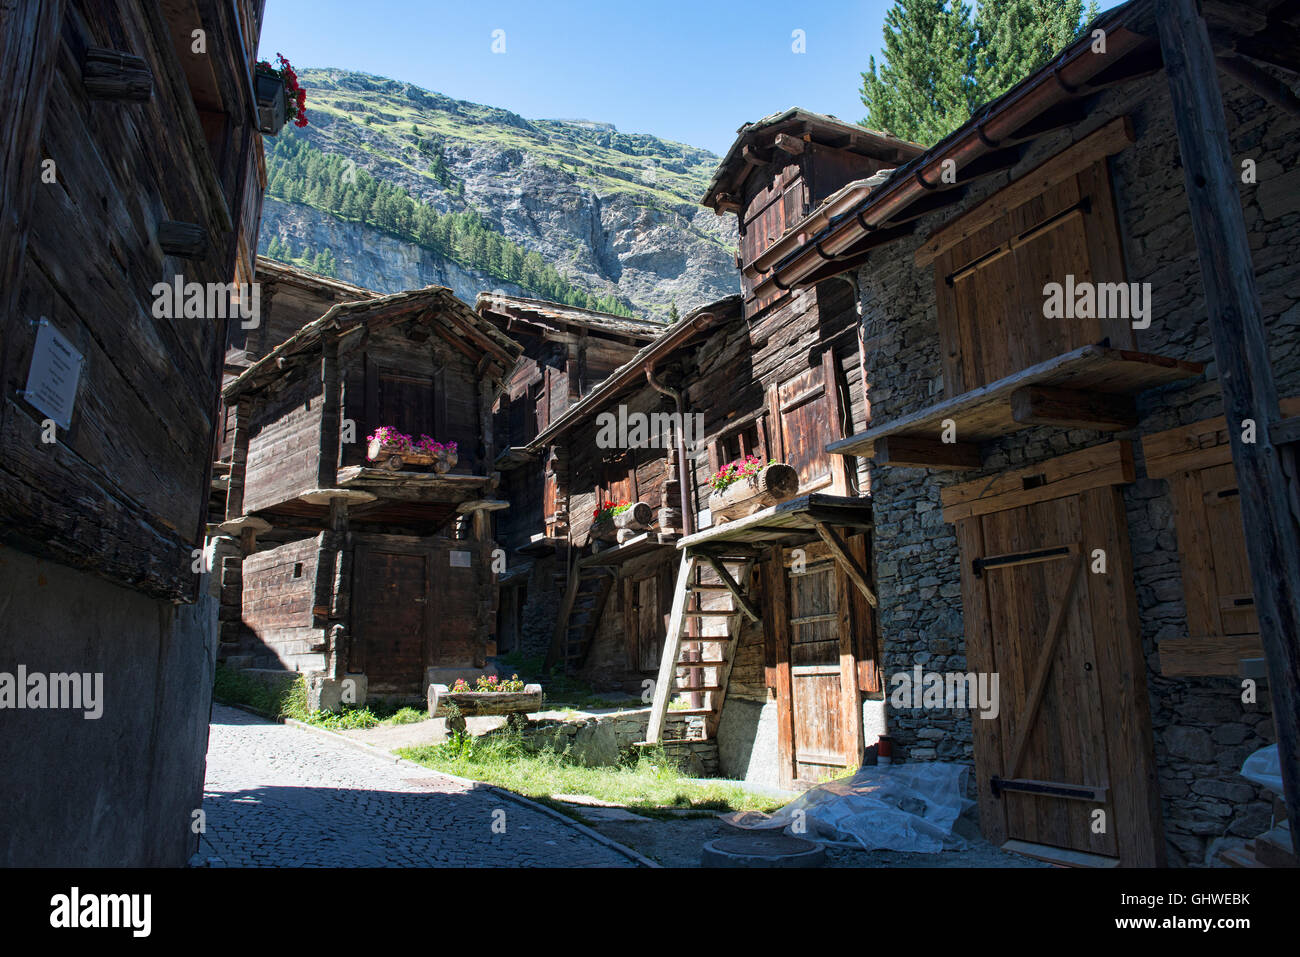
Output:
top-left (701, 832), bottom-right (826, 868)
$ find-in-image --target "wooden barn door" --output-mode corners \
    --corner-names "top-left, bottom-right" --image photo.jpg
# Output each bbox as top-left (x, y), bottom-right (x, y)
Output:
top-left (944, 444), bottom-right (1162, 866)
top-left (351, 545), bottom-right (431, 696)
top-left (771, 539), bottom-right (867, 788)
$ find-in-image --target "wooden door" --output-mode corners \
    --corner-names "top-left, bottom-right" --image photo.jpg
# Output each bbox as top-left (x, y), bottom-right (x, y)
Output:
top-left (626, 564), bottom-right (670, 673)
top-left (771, 541), bottom-right (865, 788)
top-left (946, 450), bottom-right (1162, 866)
top-left (351, 547), bottom-right (430, 695)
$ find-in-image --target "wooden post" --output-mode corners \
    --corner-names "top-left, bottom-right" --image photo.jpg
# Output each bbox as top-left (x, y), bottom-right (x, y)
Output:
top-left (646, 554), bottom-right (697, 744)
top-left (317, 334), bottom-right (340, 488)
top-left (1157, 0), bottom-right (1300, 852)
top-left (224, 398), bottom-right (251, 521)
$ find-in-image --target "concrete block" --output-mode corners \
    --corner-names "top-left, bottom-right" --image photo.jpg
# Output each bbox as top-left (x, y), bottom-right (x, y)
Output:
top-left (308, 673), bottom-right (367, 712)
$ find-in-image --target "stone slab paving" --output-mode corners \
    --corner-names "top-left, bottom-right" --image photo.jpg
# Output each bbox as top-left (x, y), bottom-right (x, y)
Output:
top-left (199, 704), bottom-right (638, 867)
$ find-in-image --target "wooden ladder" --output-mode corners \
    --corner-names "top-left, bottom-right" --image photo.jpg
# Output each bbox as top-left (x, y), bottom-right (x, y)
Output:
top-left (545, 563), bottom-right (615, 672)
top-left (645, 551), bottom-right (761, 745)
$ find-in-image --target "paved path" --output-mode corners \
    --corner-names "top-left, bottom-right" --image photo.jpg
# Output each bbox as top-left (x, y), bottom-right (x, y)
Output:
top-left (200, 705), bottom-right (637, 867)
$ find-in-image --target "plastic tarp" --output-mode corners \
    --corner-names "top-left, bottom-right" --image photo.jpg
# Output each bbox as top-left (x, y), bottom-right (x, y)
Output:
top-left (724, 762), bottom-right (975, 853)
top-left (1240, 744), bottom-right (1283, 794)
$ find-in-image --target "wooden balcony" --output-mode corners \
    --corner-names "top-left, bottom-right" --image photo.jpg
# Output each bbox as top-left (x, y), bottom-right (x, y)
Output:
top-left (828, 343), bottom-right (1204, 470)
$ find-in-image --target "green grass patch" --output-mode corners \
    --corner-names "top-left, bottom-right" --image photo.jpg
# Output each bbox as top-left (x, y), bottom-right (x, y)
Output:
top-left (397, 730), bottom-right (786, 815)
top-left (213, 664), bottom-right (309, 721)
top-left (212, 664), bottom-right (428, 729)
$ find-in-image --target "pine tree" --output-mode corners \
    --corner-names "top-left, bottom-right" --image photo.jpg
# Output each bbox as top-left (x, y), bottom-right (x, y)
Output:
top-left (973, 0), bottom-right (1095, 100)
top-left (860, 0), bottom-right (1093, 145)
top-left (667, 301), bottom-right (680, 323)
top-left (859, 0), bottom-right (977, 145)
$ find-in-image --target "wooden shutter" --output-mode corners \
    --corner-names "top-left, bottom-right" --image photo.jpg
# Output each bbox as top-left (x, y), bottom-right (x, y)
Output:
top-left (374, 367), bottom-right (437, 437)
top-left (931, 158), bottom-right (1131, 396)
top-left (1137, 406), bottom-right (1300, 676)
top-left (772, 354), bottom-right (844, 494)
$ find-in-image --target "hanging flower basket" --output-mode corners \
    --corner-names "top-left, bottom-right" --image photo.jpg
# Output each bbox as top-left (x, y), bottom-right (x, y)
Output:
top-left (254, 53), bottom-right (308, 135)
top-left (707, 457), bottom-right (799, 523)
top-left (366, 427), bottom-right (458, 473)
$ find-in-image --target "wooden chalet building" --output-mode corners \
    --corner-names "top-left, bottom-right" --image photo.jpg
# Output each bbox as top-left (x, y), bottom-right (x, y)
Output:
top-left (499, 112), bottom-right (927, 786)
top-left (0, 0), bottom-right (268, 864)
top-left (477, 294), bottom-right (663, 659)
top-left (735, 0), bottom-right (1300, 867)
top-left (218, 279), bottom-right (522, 705)
top-left (212, 256), bottom-right (380, 522)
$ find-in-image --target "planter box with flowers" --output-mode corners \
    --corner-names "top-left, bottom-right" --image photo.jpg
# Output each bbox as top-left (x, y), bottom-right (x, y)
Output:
top-left (590, 500), bottom-right (634, 546)
top-left (254, 53), bottom-right (308, 136)
top-left (366, 427), bottom-right (458, 473)
top-left (708, 455), bottom-right (799, 523)
top-left (427, 674), bottom-right (543, 733)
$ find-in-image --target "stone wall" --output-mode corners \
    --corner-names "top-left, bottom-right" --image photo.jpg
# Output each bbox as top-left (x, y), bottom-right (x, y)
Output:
top-left (509, 707), bottom-right (716, 774)
top-left (853, 69), bottom-right (1297, 865)
top-left (509, 555), bottom-right (562, 663)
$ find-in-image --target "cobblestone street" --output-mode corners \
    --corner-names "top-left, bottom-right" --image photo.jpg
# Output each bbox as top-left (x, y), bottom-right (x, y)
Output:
top-left (199, 705), bottom-right (639, 867)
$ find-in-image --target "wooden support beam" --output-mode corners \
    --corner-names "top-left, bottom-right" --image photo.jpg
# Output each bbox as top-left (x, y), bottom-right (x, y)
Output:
top-left (646, 555), bottom-right (697, 744)
top-left (774, 132), bottom-right (806, 155)
top-left (1216, 54), bottom-right (1300, 118)
top-left (1158, 0), bottom-right (1300, 854)
top-left (82, 47), bottom-right (153, 101)
top-left (1010, 385), bottom-right (1137, 431)
top-left (814, 522), bottom-right (878, 608)
top-left (704, 556), bottom-right (761, 623)
top-left (873, 435), bottom-right (981, 470)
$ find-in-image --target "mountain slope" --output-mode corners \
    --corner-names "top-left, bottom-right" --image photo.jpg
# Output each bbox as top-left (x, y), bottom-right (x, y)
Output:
top-left (257, 69), bottom-right (739, 319)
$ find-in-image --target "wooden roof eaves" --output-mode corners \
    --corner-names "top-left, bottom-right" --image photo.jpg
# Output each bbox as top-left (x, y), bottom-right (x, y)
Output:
top-left (749, 2), bottom-right (1162, 292)
top-left (524, 295), bottom-right (744, 450)
top-left (224, 287), bottom-right (521, 398)
top-left (702, 109), bottom-right (926, 211)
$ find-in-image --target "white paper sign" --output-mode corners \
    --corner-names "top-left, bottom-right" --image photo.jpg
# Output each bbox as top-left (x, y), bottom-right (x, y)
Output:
top-left (22, 319), bottom-right (82, 430)
top-left (449, 550), bottom-right (472, 568)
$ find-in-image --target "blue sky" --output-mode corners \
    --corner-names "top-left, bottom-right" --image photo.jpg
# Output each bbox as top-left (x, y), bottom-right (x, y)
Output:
top-left (259, 0), bottom-right (1123, 156)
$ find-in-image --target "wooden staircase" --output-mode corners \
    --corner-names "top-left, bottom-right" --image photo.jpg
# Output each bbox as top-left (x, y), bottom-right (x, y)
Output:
top-left (644, 551), bottom-right (761, 747)
top-left (545, 562), bottom-right (615, 672)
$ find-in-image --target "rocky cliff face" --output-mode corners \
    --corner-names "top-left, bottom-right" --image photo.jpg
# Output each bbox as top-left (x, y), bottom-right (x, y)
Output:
top-left (258, 69), bottom-right (739, 318)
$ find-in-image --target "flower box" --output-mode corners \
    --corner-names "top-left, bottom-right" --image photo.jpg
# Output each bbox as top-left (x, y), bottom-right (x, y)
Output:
top-left (254, 53), bottom-right (308, 136)
top-left (254, 71), bottom-right (287, 135)
top-left (427, 682), bottom-right (543, 733)
top-left (365, 427), bottom-right (458, 473)
top-left (708, 461), bottom-right (799, 523)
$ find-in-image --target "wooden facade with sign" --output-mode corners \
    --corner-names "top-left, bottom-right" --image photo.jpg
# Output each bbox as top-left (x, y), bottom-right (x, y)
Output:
top-left (216, 275), bottom-right (522, 700)
top-left (0, 0), bottom-right (271, 865)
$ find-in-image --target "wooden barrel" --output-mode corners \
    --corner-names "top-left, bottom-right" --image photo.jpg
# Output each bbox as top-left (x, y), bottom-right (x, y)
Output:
top-left (708, 463), bottom-right (799, 522)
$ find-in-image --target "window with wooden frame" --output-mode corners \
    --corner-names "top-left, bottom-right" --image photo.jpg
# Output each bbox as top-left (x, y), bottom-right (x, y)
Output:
top-left (366, 358), bottom-right (443, 440)
top-left (920, 118), bottom-right (1138, 398)
top-left (598, 451), bottom-right (636, 506)
top-left (1140, 404), bottom-right (1300, 676)
top-left (707, 414), bottom-right (769, 477)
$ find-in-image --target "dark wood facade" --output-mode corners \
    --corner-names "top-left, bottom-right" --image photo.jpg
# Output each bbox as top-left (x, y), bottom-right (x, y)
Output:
top-left (0, 0), bottom-right (268, 602)
top-left (218, 280), bottom-right (522, 698)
